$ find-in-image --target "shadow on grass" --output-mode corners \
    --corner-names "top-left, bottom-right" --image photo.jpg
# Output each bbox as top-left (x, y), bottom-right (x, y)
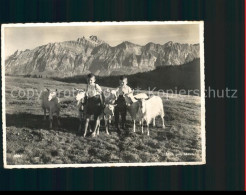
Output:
top-left (6, 113), bottom-right (82, 133)
top-left (6, 112), bottom-right (172, 141)
top-left (6, 113), bottom-right (119, 135)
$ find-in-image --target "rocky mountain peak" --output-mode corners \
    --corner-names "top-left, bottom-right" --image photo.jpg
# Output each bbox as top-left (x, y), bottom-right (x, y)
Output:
top-left (89, 35), bottom-right (101, 43)
top-left (5, 37), bottom-right (200, 77)
top-left (119, 41), bottom-right (140, 48)
top-left (76, 35), bottom-right (104, 47)
top-left (144, 42), bottom-right (162, 51)
top-left (164, 41), bottom-right (174, 46)
top-left (12, 50), bottom-right (22, 56)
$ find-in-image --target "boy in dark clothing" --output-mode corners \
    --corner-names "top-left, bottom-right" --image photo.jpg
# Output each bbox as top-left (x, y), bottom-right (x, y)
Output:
top-left (83, 73), bottom-right (104, 137)
top-left (115, 76), bottom-right (132, 132)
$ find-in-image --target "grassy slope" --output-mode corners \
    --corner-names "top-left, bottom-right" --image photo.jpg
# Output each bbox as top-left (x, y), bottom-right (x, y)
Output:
top-left (5, 76), bottom-right (202, 165)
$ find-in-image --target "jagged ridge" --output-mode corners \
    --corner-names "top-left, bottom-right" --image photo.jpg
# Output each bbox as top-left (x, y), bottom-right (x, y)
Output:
top-left (5, 35), bottom-right (200, 77)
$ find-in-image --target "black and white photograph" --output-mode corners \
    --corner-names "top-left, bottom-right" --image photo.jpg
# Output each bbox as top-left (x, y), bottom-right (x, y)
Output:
top-left (2, 22), bottom-right (205, 168)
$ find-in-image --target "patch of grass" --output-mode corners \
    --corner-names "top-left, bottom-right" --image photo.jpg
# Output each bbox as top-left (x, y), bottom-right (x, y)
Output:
top-left (40, 153), bottom-right (52, 164)
top-left (122, 152), bottom-right (141, 163)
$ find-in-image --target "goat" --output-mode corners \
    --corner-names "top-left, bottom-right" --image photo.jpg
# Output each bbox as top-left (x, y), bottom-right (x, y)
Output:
top-left (40, 89), bottom-right (61, 129)
top-left (136, 96), bottom-right (165, 136)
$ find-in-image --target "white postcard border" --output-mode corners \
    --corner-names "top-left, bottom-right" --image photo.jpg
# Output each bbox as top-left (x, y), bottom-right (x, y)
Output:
top-left (1, 21), bottom-right (205, 169)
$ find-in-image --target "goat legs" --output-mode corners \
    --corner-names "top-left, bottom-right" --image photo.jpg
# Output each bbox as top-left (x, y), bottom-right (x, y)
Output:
top-left (162, 116), bottom-right (165, 129)
top-left (141, 119), bottom-right (144, 134)
top-left (152, 118), bottom-right (156, 127)
top-left (147, 123), bottom-right (150, 136)
top-left (84, 118), bottom-right (90, 137)
top-left (92, 118), bottom-right (100, 137)
top-left (139, 120), bottom-right (142, 126)
top-left (105, 118), bottom-right (109, 135)
top-left (96, 123), bottom-right (100, 135)
top-left (49, 112), bottom-right (53, 129)
top-left (108, 115), bottom-right (112, 124)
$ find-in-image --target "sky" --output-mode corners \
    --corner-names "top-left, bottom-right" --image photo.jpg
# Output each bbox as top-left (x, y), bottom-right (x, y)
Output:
top-left (3, 23), bottom-right (201, 57)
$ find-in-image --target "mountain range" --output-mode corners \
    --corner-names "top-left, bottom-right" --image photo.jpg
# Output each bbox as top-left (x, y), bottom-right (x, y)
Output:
top-left (5, 35), bottom-right (200, 77)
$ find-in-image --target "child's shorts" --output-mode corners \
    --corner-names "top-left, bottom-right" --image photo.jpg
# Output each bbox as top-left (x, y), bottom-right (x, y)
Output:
top-left (85, 95), bottom-right (103, 118)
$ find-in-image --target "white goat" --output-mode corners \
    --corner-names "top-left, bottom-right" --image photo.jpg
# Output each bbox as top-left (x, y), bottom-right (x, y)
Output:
top-left (40, 88), bottom-right (61, 129)
top-left (74, 88), bottom-right (86, 132)
top-left (93, 103), bottom-right (117, 136)
top-left (78, 89), bottom-right (117, 137)
top-left (103, 89), bottom-right (117, 124)
top-left (125, 92), bottom-right (149, 132)
top-left (91, 89), bottom-right (117, 137)
top-left (136, 96), bottom-right (165, 136)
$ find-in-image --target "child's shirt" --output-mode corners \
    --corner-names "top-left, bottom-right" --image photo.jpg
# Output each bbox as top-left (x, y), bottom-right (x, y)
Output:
top-left (86, 83), bottom-right (102, 98)
top-left (116, 85), bottom-right (132, 97)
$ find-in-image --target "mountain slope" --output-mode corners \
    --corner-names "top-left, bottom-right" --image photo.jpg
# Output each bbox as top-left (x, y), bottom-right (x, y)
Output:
top-left (5, 36), bottom-right (200, 77)
top-left (53, 58), bottom-right (201, 95)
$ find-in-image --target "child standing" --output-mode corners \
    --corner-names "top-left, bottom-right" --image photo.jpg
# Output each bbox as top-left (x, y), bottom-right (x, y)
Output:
top-left (83, 73), bottom-right (104, 137)
top-left (115, 76), bottom-right (132, 132)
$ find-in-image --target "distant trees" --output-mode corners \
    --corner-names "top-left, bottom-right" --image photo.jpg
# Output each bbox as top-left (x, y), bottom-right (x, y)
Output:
top-left (12, 74), bottom-right (46, 78)
top-left (23, 74), bottom-right (43, 78)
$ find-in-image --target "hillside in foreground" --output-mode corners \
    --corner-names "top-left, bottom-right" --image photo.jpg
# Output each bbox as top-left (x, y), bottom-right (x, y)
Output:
top-left (5, 76), bottom-right (202, 165)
